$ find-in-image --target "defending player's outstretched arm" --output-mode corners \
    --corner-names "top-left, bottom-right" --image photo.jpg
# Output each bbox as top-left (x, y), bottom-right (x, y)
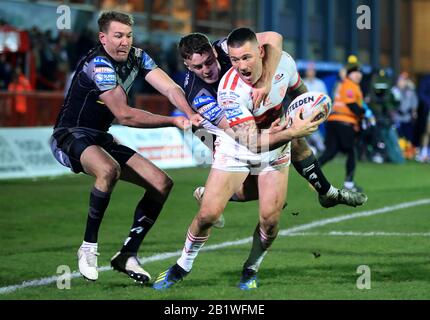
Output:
top-left (145, 67), bottom-right (203, 126)
top-left (100, 85), bottom-right (191, 130)
top-left (252, 32), bottom-right (283, 107)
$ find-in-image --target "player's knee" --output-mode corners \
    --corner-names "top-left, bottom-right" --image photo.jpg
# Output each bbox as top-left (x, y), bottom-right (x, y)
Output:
top-left (196, 208), bottom-right (222, 229)
top-left (158, 176), bottom-right (174, 196)
top-left (291, 138), bottom-right (312, 162)
top-left (259, 209), bottom-right (281, 231)
top-left (98, 163), bottom-right (121, 183)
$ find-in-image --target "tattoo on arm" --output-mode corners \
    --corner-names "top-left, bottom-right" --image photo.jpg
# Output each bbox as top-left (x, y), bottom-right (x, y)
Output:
top-left (231, 120), bottom-right (260, 153)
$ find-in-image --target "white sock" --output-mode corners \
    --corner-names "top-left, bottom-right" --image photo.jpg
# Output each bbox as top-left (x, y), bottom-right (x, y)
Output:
top-left (344, 181), bottom-right (354, 189)
top-left (177, 229), bottom-right (209, 272)
top-left (421, 146), bottom-right (428, 158)
top-left (81, 241), bottom-right (97, 250)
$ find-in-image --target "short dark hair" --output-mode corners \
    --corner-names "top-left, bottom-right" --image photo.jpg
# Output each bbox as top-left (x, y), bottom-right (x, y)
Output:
top-left (227, 27), bottom-right (257, 48)
top-left (98, 11), bottom-right (134, 33)
top-left (178, 33), bottom-right (213, 60)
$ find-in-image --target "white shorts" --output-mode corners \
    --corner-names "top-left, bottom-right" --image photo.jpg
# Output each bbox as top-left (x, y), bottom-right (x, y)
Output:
top-left (212, 135), bottom-right (291, 174)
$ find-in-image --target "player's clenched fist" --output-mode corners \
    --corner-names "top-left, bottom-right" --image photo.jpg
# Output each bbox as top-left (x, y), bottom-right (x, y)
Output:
top-left (173, 116), bottom-right (192, 130)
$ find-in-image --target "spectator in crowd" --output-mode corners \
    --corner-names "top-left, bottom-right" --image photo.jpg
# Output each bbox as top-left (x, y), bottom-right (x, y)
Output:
top-left (416, 113), bottom-right (430, 162)
top-left (319, 55), bottom-right (365, 192)
top-left (416, 75), bottom-right (430, 162)
top-left (7, 67), bottom-right (33, 126)
top-left (391, 72), bottom-right (418, 143)
top-left (0, 53), bottom-right (13, 90)
top-left (303, 62), bottom-right (328, 94)
top-left (302, 62), bottom-right (328, 155)
top-left (368, 69), bottom-right (405, 163)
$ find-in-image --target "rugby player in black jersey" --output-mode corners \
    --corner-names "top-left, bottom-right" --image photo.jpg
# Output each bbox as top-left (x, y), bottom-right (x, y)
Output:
top-left (50, 11), bottom-right (202, 283)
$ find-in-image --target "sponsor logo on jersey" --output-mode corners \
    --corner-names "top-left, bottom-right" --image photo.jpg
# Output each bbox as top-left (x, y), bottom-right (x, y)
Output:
top-left (270, 152), bottom-right (290, 166)
top-left (134, 47), bottom-right (143, 58)
top-left (194, 95), bottom-right (216, 108)
top-left (94, 67), bottom-right (114, 73)
top-left (94, 73), bottom-right (116, 85)
top-left (274, 73), bottom-right (284, 83)
top-left (199, 102), bottom-right (223, 122)
top-left (225, 104), bottom-right (243, 119)
top-left (193, 95), bottom-right (222, 122)
top-left (184, 73), bottom-right (190, 87)
top-left (142, 52), bottom-right (157, 70)
top-left (94, 56), bottom-right (112, 67)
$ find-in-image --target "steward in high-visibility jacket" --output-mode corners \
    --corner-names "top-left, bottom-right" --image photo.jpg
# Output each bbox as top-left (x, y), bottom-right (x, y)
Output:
top-left (318, 55), bottom-right (366, 193)
top-left (328, 68), bottom-right (364, 132)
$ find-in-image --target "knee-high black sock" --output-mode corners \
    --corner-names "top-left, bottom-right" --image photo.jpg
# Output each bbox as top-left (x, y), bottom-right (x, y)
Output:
top-left (120, 193), bottom-right (164, 255)
top-left (84, 187), bottom-right (111, 243)
top-left (292, 153), bottom-right (332, 195)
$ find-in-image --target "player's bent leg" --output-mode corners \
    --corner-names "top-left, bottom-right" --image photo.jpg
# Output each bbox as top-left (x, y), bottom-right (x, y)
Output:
top-left (239, 168), bottom-right (288, 290)
top-left (193, 176), bottom-right (258, 228)
top-left (110, 251), bottom-right (151, 284)
top-left (192, 169), bottom-right (248, 234)
top-left (154, 169), bottom-right (248, 290)
top-left (81, 145), bottom-right (121, 192)
top-left (319, 188), bottom-right (368, 208)
top-left (111, 153), bottom-right (173, 284)
top-left (291, 137), bottom-right (368, 209)
top-left (193, 187), bottom-right (225, 229)
top-left (290, 137), bottom-right (313, 162)
top-left (120, 153), bottom-right (173, 203)
top-left (77, 146), bottom-right (121, 281)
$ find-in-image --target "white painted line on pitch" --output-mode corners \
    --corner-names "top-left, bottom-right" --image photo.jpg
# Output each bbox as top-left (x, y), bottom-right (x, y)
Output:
top-left (287, 231), bottom-right (430, 237)
top-left (1, 198), bottom-right (429, 295)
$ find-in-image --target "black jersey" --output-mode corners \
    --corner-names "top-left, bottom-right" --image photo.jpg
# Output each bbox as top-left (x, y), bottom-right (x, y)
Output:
top-left (54, 44), bottom-right (157, 132)
top-left (183, 39), bottom-right (231, 126)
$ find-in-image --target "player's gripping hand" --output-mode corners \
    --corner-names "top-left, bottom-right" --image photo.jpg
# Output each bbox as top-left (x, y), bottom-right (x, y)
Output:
top-left (263, 118), bottom-right (287, 134)
top-left (251, 82), bottom-right (271, 108)
top-left (189, 113), bottom-right (204, 127)
top-left (287, 107), bottom-right (324, 139)
top-left (173, 116), bottom-right (192, 130)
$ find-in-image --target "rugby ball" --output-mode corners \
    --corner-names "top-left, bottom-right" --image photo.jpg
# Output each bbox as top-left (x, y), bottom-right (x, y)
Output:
top-left (286, 91), bottom-right (332, 124)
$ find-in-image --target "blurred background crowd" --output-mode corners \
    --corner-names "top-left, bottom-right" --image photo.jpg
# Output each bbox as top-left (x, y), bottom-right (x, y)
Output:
top-left (1, 0), bottom-right (430, 164)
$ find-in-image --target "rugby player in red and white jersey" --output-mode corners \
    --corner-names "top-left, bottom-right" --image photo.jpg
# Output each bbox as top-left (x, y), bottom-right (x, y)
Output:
top-left (176, 32), bottom-right (368, 217)
top-left (153, 28), bottom-right (367, 291)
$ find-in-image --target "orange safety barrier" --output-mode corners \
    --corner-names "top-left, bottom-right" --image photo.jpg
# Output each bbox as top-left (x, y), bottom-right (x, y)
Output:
top-left (0, 91), bottom-right (174, 127)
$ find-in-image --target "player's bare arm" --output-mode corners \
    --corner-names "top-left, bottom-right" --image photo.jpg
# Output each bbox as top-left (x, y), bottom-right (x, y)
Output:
top-left (288, 80), bottom-right (309, 100)
top-left (252, 32), bottom-right (283, 106)
top-left (100, 85), bottom-right (191, 129)
top-left (228, 110), bottom-right (323, 153)
top-left (145, 67), bottom-right (203, 126)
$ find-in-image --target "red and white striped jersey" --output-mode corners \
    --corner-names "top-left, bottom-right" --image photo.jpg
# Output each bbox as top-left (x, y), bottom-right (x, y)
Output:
top-left (218, 52), bottom-right (301, 129)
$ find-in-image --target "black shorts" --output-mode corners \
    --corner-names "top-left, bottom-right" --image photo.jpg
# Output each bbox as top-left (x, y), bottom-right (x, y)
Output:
top-left (50, 127), bottom-right (136, 174)
top-left (325, 121), bottom-right (357, 153)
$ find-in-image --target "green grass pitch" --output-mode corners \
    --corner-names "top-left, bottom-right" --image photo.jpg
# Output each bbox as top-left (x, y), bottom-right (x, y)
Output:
top-left (1, 160), bottom-right (429, 300)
